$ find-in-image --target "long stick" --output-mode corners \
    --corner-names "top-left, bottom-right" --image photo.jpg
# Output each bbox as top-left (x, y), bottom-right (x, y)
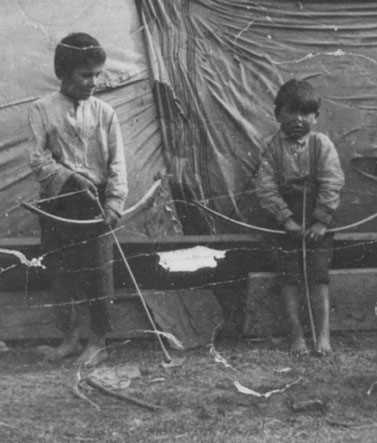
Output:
top-left (302, 184), bottom-right (317, 346)
top-left (34, 189), bottom-right (88, 204)
top-left (95, 198), bottom-right (172, 363)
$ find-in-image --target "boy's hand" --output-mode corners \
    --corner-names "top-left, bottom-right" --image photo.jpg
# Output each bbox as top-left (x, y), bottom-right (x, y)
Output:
top-left (283, 218), bottom-right (303, 239)
top-left (104, 207), bottom-right (120, 229)
top-left (70, 173), bottom-right (98, 201)
top-left (306, 222), bottom-right (327, 242)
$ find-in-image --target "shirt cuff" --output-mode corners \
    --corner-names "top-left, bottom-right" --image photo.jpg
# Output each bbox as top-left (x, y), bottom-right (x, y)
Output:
top-left (313, 207), bottom-right (333, 226)
top-left (276, 208), bottom-right (294, 225)
top-left (104, 197), bottom-right (124, 217)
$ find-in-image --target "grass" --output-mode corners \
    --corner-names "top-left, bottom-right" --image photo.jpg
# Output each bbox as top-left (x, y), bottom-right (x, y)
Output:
top-left (1, 332), bottom-right (377, 442)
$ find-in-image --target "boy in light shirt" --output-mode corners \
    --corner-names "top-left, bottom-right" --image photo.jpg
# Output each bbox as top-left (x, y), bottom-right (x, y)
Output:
top-left (29, 33), bottom-right (128, 366)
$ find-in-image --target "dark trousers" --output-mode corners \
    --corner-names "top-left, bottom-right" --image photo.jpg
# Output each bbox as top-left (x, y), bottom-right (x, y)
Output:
top-left (40, 181), bottom-right (113, 336)
top-left (273, 183), bottom-right (333, 285)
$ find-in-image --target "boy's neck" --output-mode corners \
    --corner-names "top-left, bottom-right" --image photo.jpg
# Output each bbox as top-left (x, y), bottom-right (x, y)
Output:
top-left (280, 129), bottom-right (310, 144)
top-left (59, 89), bottom-right (88, 107)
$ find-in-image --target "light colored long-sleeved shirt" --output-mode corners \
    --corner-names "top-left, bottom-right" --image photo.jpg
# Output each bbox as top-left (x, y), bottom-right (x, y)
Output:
top-left (29, 91), bottom-right (128, 215)
top-left (255, 130), bottom-right (345, 225)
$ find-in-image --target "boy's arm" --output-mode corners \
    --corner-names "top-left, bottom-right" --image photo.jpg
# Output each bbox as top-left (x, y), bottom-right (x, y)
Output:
top-left (312, 135), bottom-right (345, 226)
top-left (104, 112), bottom-right (128, 216)
top-left (255, 149), bottom-right (293, 225)
top-left (28, 102), bottom-right (73, 196)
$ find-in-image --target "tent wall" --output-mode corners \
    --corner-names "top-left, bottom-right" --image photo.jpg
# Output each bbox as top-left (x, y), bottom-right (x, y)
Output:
top-left (140, 0), bottom-right (377, 234)
top-left (0, 0), bottom-right (181, 238)
top-left (3, 0), bottom-right (377, 236)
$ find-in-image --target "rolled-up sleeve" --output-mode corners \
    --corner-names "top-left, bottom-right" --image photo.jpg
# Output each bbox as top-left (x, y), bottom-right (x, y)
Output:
top-left (28, 102), bottom-right (72, 196)
top-left (313, 135), bottom-right (345, 225)
top-left (104, 112), bottom-right (128, 215)
top-left (255, 149), bottom-right (293, 224)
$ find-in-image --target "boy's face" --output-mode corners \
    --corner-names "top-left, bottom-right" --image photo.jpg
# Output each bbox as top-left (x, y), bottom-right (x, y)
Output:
top-left (277, 105), bottom-right (317, 140)
top-left (61, 63), bottom-right (104, 101)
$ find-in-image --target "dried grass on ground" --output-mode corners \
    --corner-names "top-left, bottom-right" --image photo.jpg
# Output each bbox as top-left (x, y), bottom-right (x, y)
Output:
top-left (1, 333), bottom-right (377, 442)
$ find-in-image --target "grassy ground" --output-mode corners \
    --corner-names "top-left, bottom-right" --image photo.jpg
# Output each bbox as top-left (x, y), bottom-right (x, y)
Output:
top-left (1, 333), bottom-right (377, 442)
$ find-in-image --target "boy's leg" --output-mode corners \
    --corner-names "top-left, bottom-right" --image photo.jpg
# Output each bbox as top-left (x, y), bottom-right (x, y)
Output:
top-left (37, 179), bottom-right (104, 361)
top-left (77, 297), bottom-right (112, 367)
top-left (311, 283), bottom-right (331, 354)
top-left (76, 226), bottom-right (114, 367)
top-left (308, 236), bottom-right (333, 355)
top-left (77, 312), bottom-right (109, 367)
top-left (47, 274), bottom-right (82, 359)
top-left (38, 214), bottom-right (82, 360)
top-left (277, 236), bottom-right (308, 355)
top-left (37, 277), bottom-right (82, 360)
top-left (282, 284), bottom-right (308, 355)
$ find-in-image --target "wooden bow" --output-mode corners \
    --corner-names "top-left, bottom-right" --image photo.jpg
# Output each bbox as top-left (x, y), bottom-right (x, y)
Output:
top-left (22, 179), bottom-right (161, 225)
top-left (194, 200), bottom-right (377, 234)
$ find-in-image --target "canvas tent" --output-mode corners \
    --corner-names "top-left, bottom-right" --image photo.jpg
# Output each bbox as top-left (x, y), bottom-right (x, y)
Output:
top-left (1, 0), bottom-right (377, 343)
top-left (2, 0), bottom-right (377, 238)
top-left (139, 0), bottom-right (377, 235)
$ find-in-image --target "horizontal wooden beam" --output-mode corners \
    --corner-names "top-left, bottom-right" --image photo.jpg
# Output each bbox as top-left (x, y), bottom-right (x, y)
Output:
top-left (0, 234), bottom-right (376, 293)
top-left (0, 289), bottom-right (149, 340)
top-left (2, 231), bottom-right (377, 248)
top-left (0, 287), bottom-right (222, 347)
top-left (2, 268), bottom-right (377, 342)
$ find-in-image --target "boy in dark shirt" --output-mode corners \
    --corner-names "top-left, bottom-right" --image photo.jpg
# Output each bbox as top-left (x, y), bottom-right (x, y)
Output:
top-left (256, 79), bottom-right (344, 355)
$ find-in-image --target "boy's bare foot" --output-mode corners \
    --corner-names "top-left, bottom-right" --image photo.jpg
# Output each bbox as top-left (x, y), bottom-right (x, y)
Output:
top-left (37, 341), bottom-right (82, 361)
top-left (290, 337), bottom-right (309, 357)
top-left (315, 336), bottom-right (332, 356)
top-left (77, 344), bottom-right (108, 368)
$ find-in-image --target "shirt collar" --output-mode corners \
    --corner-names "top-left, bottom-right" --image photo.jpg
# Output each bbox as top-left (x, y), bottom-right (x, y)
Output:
top-left (58, 91), bottom-right (84, 109)
top-left (280, 130), bottom-right (309, 147)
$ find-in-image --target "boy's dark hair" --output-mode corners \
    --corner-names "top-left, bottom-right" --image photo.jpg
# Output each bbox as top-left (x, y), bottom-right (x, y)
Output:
top-left (274, 78), bottom-right (321, 118)
top-left (54, 33), bottom-right (106, 79)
